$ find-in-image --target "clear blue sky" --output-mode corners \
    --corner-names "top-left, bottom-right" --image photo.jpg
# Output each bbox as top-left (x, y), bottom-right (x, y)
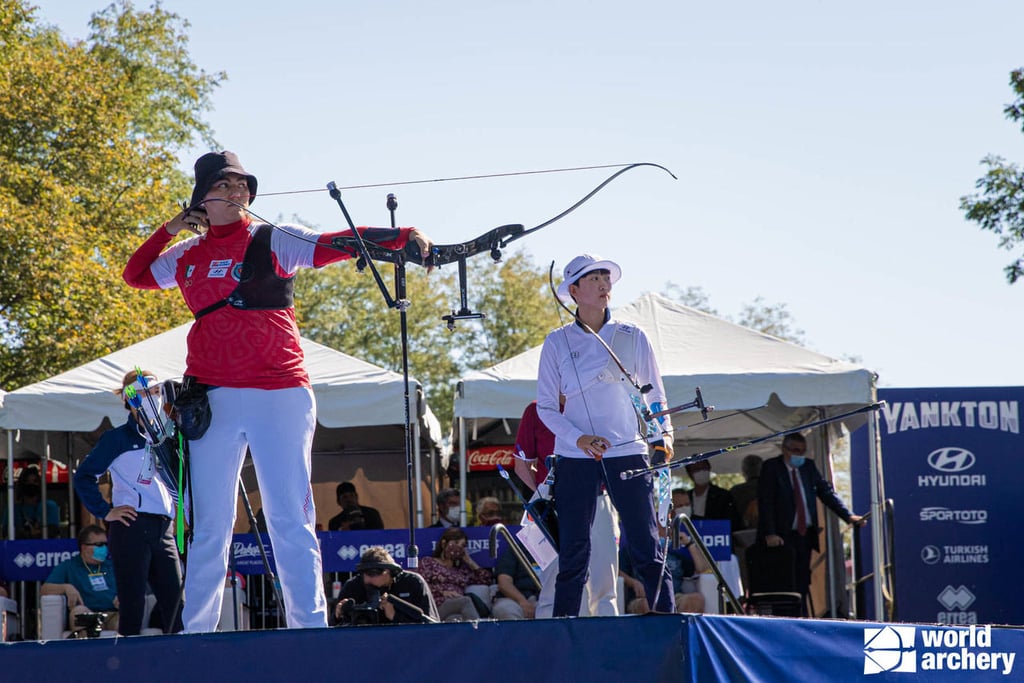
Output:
top-left (32, 1), bottom-right (1024, 389)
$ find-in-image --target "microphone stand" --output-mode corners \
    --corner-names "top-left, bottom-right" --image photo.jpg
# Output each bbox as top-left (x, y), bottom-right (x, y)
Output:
top-left (389, 193), bottom-right (421, 571)
top-left (325, 184), bottom-right (419, 571)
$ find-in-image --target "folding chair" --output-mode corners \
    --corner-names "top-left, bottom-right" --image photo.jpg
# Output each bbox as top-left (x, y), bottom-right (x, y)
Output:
top-left (743, 542), bottom-right (804, 617)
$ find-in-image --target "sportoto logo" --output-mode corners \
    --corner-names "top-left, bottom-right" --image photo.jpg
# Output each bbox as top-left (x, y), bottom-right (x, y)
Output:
top-left (337, 545), bottom-right (359, 561)
top-left (14, 553), bottom-right (35, 569)
top-left (921, 546), bottom-right (940, 565)
top-left (927, 447), bottom-right (975, 473)
top-left (864, 625), bottom-right (917, 674)
top-left (938, 585), bottom-right (976, 611)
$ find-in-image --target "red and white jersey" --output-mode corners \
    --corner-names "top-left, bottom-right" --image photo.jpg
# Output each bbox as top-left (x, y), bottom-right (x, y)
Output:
top-left (124, 218), bottom-right (412, 389)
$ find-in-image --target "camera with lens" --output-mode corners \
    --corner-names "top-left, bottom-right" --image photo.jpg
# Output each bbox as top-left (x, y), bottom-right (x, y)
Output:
top-left (341, 586), bottom-right (382, 626)
top-left (74, 612), bottom-right (110, 639)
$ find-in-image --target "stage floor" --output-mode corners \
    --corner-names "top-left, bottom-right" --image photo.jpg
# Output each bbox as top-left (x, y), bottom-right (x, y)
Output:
top-left (3, 612), bottom-right (1022, 682)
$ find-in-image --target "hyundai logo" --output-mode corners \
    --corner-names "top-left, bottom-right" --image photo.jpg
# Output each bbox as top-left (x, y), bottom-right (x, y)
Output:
top-left (927, 447), bottom-right (976, 473)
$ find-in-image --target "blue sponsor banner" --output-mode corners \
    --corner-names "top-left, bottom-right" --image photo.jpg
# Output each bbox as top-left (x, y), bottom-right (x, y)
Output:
top-left (0, 539), bottom-right (79, 582)
top-left (3, 521), bottom-right (729, 579)
top-left (852, 387), bottom-right (1024, 625)
top-left (233, 525), bottom-right (515, 575)
top-left (690, 519), bottom-right (731, 562)
top-left (688, 616), bottom-right (1021, 680)
top-left (0, 527), bottom-right (514, 581)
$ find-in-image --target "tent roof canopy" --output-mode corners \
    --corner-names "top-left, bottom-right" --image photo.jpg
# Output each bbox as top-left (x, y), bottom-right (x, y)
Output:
top-left (453, 293), bottom-right (877, 473)
top-left (0, 323), bottom-right (441, 439)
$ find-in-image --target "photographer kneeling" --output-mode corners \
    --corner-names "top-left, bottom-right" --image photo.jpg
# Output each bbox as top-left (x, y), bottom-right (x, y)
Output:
top-left (335, 547), bottom-right (439, 626)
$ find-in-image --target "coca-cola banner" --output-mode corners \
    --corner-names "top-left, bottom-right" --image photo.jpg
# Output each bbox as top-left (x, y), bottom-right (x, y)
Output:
top-left (467, 445), bottom-right (516, 472)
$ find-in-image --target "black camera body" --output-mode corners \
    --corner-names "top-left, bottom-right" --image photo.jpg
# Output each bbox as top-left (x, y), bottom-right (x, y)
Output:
top-left (342, 587), bottom-right (382, 626)
top-left (74, 612), bottom-right (110, 639)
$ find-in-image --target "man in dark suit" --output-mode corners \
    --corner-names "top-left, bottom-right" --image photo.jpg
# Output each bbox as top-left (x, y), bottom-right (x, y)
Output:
top-left (756, 433), bottom-right (864, 615)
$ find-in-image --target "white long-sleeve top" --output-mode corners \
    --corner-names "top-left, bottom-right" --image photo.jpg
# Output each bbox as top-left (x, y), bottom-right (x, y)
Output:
top-left (536, 318), bottom-right (671, 459)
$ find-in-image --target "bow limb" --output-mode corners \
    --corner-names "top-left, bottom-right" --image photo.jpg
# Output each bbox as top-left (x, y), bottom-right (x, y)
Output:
top-left (513, 162), bottom-right (677, 241)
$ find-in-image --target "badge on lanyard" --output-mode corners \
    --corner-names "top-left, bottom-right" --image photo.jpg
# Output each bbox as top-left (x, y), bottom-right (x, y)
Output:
top-left (137, 444), bottom-right (155, 485)
top-left (89, 573), bottom-right (109, 592)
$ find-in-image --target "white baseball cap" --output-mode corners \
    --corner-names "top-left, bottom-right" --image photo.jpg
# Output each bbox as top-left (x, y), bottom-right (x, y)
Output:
top-left (556, 254), bottom-right (622, 304)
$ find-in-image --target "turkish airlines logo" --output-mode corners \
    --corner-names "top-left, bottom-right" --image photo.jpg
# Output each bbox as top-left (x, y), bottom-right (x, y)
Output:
top-left (921, 546), bottom-right (940, 565)
top-left (927, 447), bottom-right (976, 473)
top-left (938, 585), bottom-right (976, 611)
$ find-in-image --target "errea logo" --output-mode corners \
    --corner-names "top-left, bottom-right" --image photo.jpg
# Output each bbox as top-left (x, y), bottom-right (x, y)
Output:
top-left (864, 625), bottom-right (917, 674)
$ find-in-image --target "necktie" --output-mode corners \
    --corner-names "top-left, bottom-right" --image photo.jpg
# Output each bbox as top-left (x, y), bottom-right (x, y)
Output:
top-left (791, 467), bottom-right (807, 536)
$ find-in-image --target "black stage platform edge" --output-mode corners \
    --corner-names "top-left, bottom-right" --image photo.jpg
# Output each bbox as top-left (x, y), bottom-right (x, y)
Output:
top-left (1, 613), bottom-right (686, 683)
top-left (5, 613), bottom-right (1023, 682)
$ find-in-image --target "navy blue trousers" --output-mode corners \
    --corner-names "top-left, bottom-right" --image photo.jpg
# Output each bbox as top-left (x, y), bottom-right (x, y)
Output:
top-left (109, 512), bottom-right (183, 634)
top-left (552, 454), bottom-right (673, 616)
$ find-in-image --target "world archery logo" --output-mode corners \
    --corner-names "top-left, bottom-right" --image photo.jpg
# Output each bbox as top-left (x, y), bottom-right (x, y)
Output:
top-left (864, 626), bottom-right (917, 674)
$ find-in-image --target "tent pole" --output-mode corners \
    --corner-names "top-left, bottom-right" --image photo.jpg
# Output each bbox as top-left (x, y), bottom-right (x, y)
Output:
top-left (41, 433), bottom-right (49, 539)
top-left (867, 384), bottom-right (887, 620)
top-left (818, 423), bottom-right (839, 618)
top-left (414, 412), bottom-right (423, 528)
top-left (66, 433), bottom-right (77, 539)
top-left (459, 418), bottom-right (468, 526)
top-left (5, 432), bottom-right (13, 540)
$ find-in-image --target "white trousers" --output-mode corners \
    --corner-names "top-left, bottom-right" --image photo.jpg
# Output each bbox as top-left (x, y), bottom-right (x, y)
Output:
top-left (182, 386), bottom-right (327, 632)
top-left (536, 491), bottom-right (619, 618)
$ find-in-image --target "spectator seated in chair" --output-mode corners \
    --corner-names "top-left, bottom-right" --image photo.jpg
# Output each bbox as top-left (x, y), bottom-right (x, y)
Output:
top-left (40, 525), bottom-right (119, 637)
top-left (417, 528), bottom-right (494, 622)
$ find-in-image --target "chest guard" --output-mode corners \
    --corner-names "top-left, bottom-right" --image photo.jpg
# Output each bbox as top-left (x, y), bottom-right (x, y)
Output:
top-left (194, 224), bottom-right (295, 319)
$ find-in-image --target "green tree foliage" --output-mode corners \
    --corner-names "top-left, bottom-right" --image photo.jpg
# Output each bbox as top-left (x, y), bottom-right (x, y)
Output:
top-left (460, 252), bottom-right (562, 368)
top-left (294, 250), bottom-right (561, 427)
top-left (0, 0), bottom-right (222, 389)
top-left (960, 68), bottom-right (1024, 283)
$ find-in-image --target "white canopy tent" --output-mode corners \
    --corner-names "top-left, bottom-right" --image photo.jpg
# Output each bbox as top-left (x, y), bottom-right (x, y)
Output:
top-left (452, 292), bottom-right (887, 617)
top-left (1, 323), bottom-right (443, 533)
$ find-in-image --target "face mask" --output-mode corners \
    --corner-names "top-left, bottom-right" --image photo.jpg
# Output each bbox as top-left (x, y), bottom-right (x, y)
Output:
top-left (444, 506), bottom-right (461, 524)
top-left (691, 471), bottom-right (711, 486)
top-left (92, 545), bottom-right (109, 562)
top-left (790, 455), bottom-right (806, 468)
